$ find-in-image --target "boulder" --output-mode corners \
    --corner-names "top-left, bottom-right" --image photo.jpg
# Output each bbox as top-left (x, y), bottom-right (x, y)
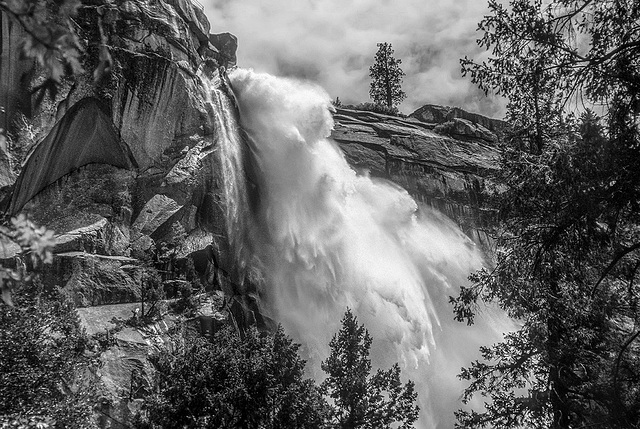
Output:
top-left (410, 103), bottom-right (507, 134)
top-left (132, 194), bottom-right (183, 237)
top-left (434, 117), bottom-right (497, 142)
top-left (209, 32), bottom-right (238, 66)
top-left (54, 216), bottom-right (110, 253)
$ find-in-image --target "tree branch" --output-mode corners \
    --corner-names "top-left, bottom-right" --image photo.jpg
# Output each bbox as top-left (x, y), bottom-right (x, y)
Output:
top-left (591, 242), bottom-right (640, 296)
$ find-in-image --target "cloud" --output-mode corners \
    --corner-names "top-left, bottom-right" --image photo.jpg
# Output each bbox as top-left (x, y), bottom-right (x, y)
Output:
top-left (203, 0), bottom-right (507, 118)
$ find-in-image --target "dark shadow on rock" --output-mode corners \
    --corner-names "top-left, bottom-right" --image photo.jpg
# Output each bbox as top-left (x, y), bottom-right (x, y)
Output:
top-left (8, 97), bottom-right (137, 214)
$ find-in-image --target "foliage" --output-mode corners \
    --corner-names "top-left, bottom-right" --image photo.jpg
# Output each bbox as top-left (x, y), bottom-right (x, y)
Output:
top-left (321, 309), bottom-right (419, 429)
top-left (0, 282), bottom-right (96, 428)
top-left (351, 102), bottom-right (402, 117)
top-left (169, 257), bottom-right (205, 316)
top-left (461, 0), bottom-right (640, 154)
top-left (369, 42), bottom-right (406, 109)
top-left (136, 325), bottom-right (329, 429)
top-left (454, 1), bottom-right (640, 427)
top-left (0, 214), bottom-right (55, 306)
top-left (137, 268), bottom-right (165, 322)
top-left (0, 0), bottom-right (111, 102)
top-left (0, 414), bottom-right (55, 428)
top-left (138, 310), bottom-right (419, 429)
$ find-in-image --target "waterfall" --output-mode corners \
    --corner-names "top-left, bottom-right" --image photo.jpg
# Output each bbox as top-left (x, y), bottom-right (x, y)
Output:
top-left (200, 70), bottom-right (250, 279)
top-left (221, 68), bottom-right (507, 428)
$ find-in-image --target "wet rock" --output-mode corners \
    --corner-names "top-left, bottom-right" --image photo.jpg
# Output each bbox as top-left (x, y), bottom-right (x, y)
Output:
top-left (332, 106), bottom-right (501, 246)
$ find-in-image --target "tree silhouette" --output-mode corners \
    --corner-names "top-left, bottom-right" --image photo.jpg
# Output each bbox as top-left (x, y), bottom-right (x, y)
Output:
top-left (369, 43), bottom-right (406, 109)
top-left (321, 309), bottom-right (419, 428)
top-left (454, 0), bottom-right (640, 427)
top-left (137, 326), bottom-right (328, 429)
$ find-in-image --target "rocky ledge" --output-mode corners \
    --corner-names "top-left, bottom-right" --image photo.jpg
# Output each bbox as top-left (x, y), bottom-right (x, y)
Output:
top-left (332, 105), bottom-right (506, 246)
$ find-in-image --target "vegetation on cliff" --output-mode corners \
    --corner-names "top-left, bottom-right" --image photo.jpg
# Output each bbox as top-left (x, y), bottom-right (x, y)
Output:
top-left (369, 42), bottom-right (406, 112)
top-left (0, 0), bottom-right (111, 102)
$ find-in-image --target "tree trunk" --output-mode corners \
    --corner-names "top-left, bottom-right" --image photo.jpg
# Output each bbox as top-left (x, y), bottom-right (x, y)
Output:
top-left (548, 281), bottom-right (571, 428)
top-left (532, 64), bottom-right (543, 154)
top-left (385, 55), bottom-right (392, 108)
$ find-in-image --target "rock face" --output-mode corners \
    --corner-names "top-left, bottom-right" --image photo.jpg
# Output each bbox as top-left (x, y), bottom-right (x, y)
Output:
top-left (1, 0), bottom-right (249, 425)
top-left (332, 107), bottom-right (503, 246)
top-left (0, 14), bottom-right (32, 190)
top-left (411, 103), bottom-right (507, 135)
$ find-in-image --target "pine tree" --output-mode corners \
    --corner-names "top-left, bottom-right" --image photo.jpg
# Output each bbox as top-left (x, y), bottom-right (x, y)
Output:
top-left (369, 43), bottom-right (406, 109)
top-left (137, 325), bottom-right (329, 429)
top-left (321, 309), bottom-right (419, 429)
top-left (453, 1), bottom-right (640, 427)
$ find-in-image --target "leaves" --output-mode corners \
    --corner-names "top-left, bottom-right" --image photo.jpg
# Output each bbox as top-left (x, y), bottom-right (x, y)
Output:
top-left (0, 215), bottom-right (55, 306)
top-left (1, 0), bottom-right (111, 102)
top-left (369, 43), bottom-right (407, 109)
top-left (455, 1), bottom-right (640, 426)
top-left (138, 310), bottom-right (419, 429)
top-left (138, 325), bottom-right (328, 429)
top-left (0, 284), bottom-right (94, 428)
top-left (320, 309), bottom-right (419, 429)
top-left (6, 0), bottom-right (83, 80)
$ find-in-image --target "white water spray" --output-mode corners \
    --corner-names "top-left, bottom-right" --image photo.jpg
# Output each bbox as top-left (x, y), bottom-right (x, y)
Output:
top-left (200, 71), bottom-right (251, 278)
top-left (224, 68), bottom-right (507, 428)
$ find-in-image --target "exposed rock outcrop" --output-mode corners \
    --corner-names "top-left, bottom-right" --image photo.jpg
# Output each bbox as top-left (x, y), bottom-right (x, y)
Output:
top-left (1, 0), bottom-right (245, 425)
top-left (410, 103), bottom-right (507, 134)
top-left (9, 98), bottom-right (135, 213)
top-left (332, 107), bottom-right (502, 246)
top-left (209, 32), bottom-right (238, 66)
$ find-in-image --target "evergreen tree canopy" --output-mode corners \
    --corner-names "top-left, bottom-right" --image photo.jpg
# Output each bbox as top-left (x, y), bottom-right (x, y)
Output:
top-left (453, 1), bottom-right (640, 428)
top-left (0, 283), bottom-right (95, 428)
top-left (321, 309), bottom-right (419, 429)
top-left (369, 43), bottom-right (407, 109)
top-left (138, 310), bottom-right (419, 429)
top-left (137, 325), bottom-right (328, 429)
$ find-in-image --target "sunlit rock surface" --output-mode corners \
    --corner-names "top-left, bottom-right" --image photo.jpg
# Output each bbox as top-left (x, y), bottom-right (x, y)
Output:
top-left (332, 106), bottom-right (504, 246)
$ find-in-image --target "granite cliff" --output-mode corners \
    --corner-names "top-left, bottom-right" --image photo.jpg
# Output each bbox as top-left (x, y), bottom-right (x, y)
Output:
top-left (1, 1), bottom-right (504, 425)
top-left (332, 106), bottom-right (504, 246)
top-left (1, 0), bottom-right (249, 424)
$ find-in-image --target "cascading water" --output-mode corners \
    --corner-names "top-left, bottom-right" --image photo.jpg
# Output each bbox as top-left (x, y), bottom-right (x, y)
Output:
top-left (200, 71), bottom-right (251, 278)
top-left (216, 68), bottom-right (508, 428)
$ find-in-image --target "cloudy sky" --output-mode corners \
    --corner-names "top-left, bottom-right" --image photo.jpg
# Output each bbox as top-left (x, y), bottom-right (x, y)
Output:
top-left (203, 0), bottom-right (507, 118)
